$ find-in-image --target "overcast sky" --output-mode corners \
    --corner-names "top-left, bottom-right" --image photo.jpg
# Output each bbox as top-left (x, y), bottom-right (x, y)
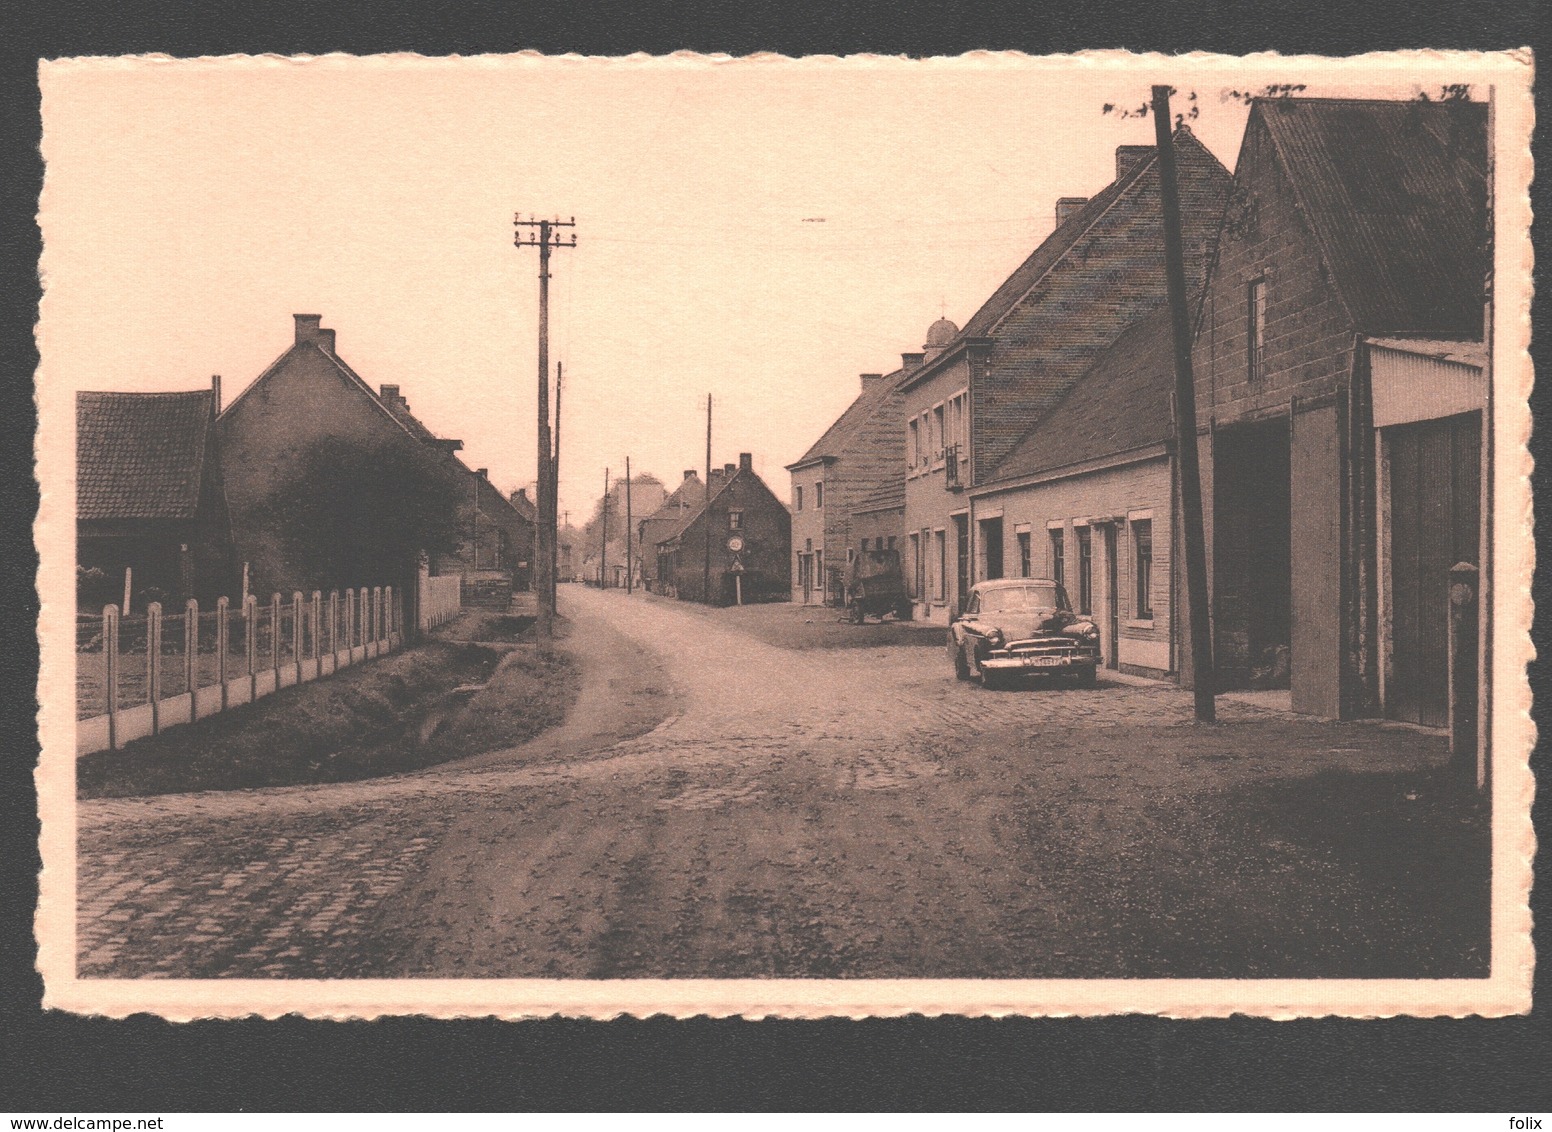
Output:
top-left (41, 54), bottom-right (1439, 520)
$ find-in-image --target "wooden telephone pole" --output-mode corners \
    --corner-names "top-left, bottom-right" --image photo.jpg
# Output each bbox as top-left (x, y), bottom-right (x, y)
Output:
top-left (514, 215), bottom-right (576, 639)
top-left (600, 468), bottom-right (610, 588)
top-left (1151, 86), bottom-right (1216, 722)
top-left (703, 394), bottom-right (713, 603)
top-left (625, 456), bottom-right (634, 595)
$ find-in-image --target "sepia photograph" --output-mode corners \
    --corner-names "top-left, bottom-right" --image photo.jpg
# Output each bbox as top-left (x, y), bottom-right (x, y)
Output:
top-left (33, 48), bottom-right (1534, 1020)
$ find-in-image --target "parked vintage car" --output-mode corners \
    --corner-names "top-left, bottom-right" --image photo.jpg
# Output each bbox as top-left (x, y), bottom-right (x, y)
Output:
top-left (948, 578), bottom-right (1101, 689)
top-left (844, 548), bottom-right (912, 623)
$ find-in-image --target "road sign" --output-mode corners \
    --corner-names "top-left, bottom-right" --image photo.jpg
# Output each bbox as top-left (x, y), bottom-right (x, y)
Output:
top-left (727, 534), bottom-right (745, 553)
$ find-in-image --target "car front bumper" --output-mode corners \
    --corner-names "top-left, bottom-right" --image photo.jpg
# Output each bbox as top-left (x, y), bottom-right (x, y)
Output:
top-left (980, 652), bottom-right (1098, 673)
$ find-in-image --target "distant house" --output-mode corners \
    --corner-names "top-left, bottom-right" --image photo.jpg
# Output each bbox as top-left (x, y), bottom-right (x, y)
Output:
top-left (1185, 96), bottom-right (1489, 723)
top-left (653, 454), bottom-right (791, 605)
top-left (638, 469), bottom-right (718, 593)
top-left (76, 380), bottom-right (233, 611)
top-left (217, 314), bottom-right (475, 622)
top-left (897, 131), bottom-right (1231, 623)
top-left (970, 305), bottom-right (1177, 678)
top-left (787, 362), bottom-right (912, 606)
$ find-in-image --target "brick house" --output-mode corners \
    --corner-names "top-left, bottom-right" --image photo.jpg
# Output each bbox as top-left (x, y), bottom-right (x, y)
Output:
top-left (786, 363), bottom-right (912, 605)
top-left (968, 306), bottom-right (1177, 677)
top-left (1183, 96), bottom-right (1489, 723)
top-left (653, 454), bottom-right (791, 605)
top-left (377, 383), bottom-right (537, 591)
top-left (897, 130), bottom-right (1231, 623)
top-left (217, 314), bottom-right (478, 621)
top-left (76, 379), bottom-right (234, 610)
top-left (638, 469), bottom-right (718, 592)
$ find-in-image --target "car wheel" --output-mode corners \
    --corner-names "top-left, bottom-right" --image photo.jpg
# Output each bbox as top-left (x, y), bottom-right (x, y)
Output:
top-left (953, 644), bottom-right (972, 681)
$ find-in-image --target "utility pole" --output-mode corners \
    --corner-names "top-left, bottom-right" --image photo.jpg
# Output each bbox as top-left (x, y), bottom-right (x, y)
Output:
top-left (552, 360), bottom-right (564, 609)
top-left (1152, 85), bottom-right (1216, 722)
top-left (703, 394), bottom-right (713, 604)
top-left (513, 214), bottom-right (576, 639)
top-left (625, 456), bottom-right (634, 595)
top-left (600, 468), bottom-right (610, 587)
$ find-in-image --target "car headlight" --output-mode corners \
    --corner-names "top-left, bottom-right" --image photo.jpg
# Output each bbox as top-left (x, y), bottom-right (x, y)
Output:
top-left (985, 628), bottom-right (1005, 648)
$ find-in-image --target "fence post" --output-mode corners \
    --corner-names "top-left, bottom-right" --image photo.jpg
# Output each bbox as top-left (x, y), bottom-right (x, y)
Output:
top-left (270, 593), bottom-right (281, 681)
top-left (291, 592), bottom-right (304, 683)
top-left (147, 602), bottom-right (162, 735)
top-left (312, 590), bottom-right (323, 678)
top-left (104, 605), bottom-right (119, 750)
top-left (1448, 561), bottom-right (1480, 785)
top-left (384, 586), bottom-right (394, 650)
top-left (185, 598), bottom-right (199, 722)
top-left (216, 596), bottom-right (230, 711)
top-left (328, 590), bottom-right (339, 667)
top-left (344, 588), bottom-right (355, 666)
top-left (359, 588), bottom-right (369, 657)
top-left (246, 595), bottom-right (258, 702)
top-left (368, 587), bottom-right (379, 658)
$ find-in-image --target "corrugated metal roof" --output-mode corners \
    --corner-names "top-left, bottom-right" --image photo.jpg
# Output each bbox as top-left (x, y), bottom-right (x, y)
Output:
top-left (983, 304), bottom-right (1175, 485)
top-left (1257, 97), bottom-right (1487, 338)
top-left (77, 390), bottom-right (214, 521)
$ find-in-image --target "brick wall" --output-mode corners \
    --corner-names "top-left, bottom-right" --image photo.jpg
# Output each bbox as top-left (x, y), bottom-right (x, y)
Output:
top-left (975, 455), bottom-right (1174, 675)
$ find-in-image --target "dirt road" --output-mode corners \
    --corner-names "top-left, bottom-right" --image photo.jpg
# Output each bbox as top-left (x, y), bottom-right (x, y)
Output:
top-left (77, 586), bottom-right (1485, 979)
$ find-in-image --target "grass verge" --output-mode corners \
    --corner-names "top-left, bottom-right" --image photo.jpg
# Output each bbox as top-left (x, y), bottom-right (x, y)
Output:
top-left (78, 613), bottom-right (578, 799)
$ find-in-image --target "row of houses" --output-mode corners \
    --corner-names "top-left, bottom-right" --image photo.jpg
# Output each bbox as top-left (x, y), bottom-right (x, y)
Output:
top-left (790, 96), bottom-right (1490, 727)
top-left (77, 314), bottom-right (536, 626)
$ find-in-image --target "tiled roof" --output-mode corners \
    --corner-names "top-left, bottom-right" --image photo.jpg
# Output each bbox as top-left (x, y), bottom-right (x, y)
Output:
top-left (790, 373), bottom-right (901, 468)
top-left (658, 469), bottom-right (734, 542)
top-left (1256, 97), bottom-right (1487, 338)
top-left (984, 304), bottom-right (1175, 485)
top-left (853, 475), bottom-right (905, 514)
top-left (77, 390), bottom-right (214, 521)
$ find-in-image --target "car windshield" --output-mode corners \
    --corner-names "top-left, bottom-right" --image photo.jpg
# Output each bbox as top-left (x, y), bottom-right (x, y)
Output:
top-left (978, 583), bottom-right (1068, 614)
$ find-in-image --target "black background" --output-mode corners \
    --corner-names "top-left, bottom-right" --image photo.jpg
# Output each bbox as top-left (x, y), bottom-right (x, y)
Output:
top-left (3, 0), bottom-right (1548, 1112)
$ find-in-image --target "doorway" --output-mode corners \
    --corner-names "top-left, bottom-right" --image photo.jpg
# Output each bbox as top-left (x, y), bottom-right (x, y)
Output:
top-left (953, 514), bottom-right (970, 612)
top-left (1385, 412), bottom-right (1481, 726)
top-left (1103, 523), bottom-right (1119, 669)
top-left (1213, 419), bottom-right (1293, 689)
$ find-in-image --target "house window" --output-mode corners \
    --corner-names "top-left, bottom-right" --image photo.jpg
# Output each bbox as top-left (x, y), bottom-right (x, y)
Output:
top-left (795, 485), bottom-right (803, 511)
top-left (1248, 277), bottom-right (1267, 382)
top-left (1076, 526), bottom-right (1093, 614)
top-left (1018, 531), bottom-right (1032, 578)
top-left (1049, 528), bottom-right (1066, 589)
top-left (886, 536), bottom-right (896, 551)
top-left (815, 482), bottom-right (824, 509)
top-left (933, 404), bottom-right (946, 461)
top-left (728, 509), bottom-right (743, 530)
top-left (908, 419), bottom-right (920, 467)
top-left (908, 531), bottom-right (921, 599)
top-left (860, 538), bottom-right (870, 553)
top-left (934, 529), bottom-right (947, 602)
top-left (1133, 518), bottom-right (1154, 618)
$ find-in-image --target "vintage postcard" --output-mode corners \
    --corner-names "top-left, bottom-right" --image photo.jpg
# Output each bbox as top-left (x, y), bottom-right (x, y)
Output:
top-left (34, 49), bottom-right (1534, 1019)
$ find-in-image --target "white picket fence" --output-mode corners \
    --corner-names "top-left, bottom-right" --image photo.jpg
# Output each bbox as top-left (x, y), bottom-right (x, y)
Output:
top-left (76, 585), bottom-right (403, 757)
top-left (419, 571), bottom-right (463, 631)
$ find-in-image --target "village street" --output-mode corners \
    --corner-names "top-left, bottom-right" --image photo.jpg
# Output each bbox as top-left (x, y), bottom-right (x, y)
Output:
top-left (77, 586), bottom-right (1486, 981)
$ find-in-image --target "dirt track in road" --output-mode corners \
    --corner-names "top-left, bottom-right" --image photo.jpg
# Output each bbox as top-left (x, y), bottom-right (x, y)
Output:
top-left (77, 586), bottom-right (1485, 980)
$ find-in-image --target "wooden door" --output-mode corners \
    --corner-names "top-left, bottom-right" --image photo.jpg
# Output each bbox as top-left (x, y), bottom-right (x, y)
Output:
top-left (1103, 524), bottom-right (1119, 669)
top-left (1387, 412), bottom-right (1481, 726)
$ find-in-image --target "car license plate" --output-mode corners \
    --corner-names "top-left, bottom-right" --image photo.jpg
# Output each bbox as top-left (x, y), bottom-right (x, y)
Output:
top-left (1027, 656), bottom-right (1063, 667)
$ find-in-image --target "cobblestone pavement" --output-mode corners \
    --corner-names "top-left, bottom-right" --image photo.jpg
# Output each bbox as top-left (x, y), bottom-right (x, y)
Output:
top-left (77, 586), bottom-right (1477, 979)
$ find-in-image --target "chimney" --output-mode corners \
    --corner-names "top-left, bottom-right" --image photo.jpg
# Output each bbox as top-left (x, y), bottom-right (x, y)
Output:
top-left (210, 374), bottom-right (221, 417)
top-left (316, 328), bottom-right (336, 354)
top-left (379, 384), bottom-right (401, 404)
top-left (1055, 196), bottom-right (1088, 226)
top-left (293, 314), bottom-right (322, 345)
top-left (739, 452), bottom-right (753, 472)
top-left (859, 372), bottom-right (884, 392)
top-left (901, 351), bottom-right (926, 370)
top-left (1116, 145), bottom-right (1154, 180)
top-left (684, 469), bottom-right (697, 480)
top-left (476, 468), bottom-right (488, 479)
top-left (513, 488), bottom-right (529, 505)
top-left (723, 463), bottom-right (736, 477)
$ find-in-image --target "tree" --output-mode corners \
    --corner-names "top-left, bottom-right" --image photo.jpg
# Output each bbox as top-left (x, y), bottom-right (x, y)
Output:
top-left (263, 437), bottom-right (467, 592)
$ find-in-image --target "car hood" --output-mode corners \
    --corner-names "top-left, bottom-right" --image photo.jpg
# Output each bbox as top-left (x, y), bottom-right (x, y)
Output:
top-left (982, 613), bottom-right (1070, 640)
